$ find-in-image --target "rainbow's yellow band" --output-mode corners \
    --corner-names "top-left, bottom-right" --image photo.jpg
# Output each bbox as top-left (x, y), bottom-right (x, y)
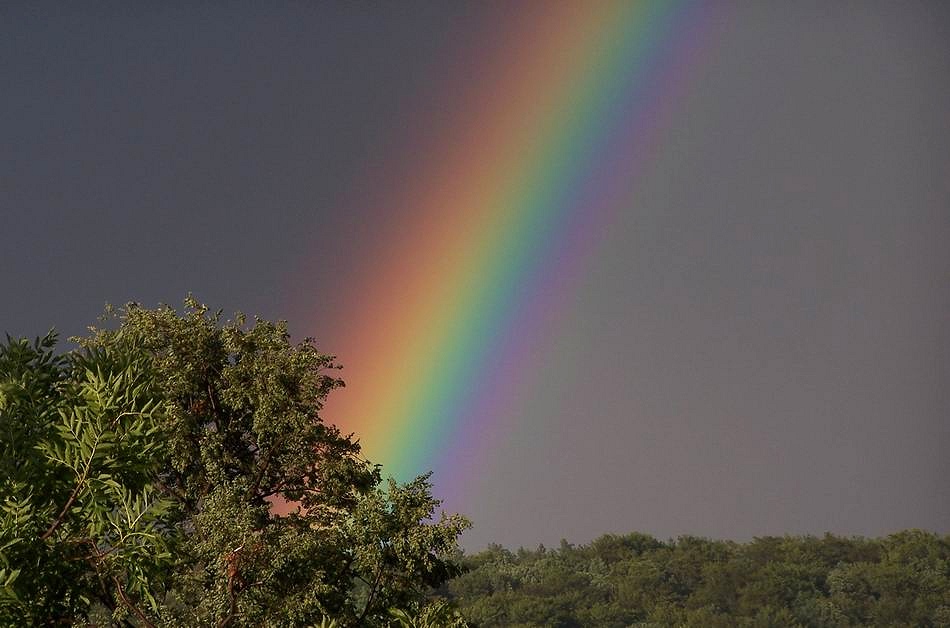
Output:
top-left (314, 1), bottom-right (718, 489)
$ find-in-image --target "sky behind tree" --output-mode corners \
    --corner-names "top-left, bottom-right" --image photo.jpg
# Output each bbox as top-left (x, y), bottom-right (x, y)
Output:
top-left (2, 1), bottom-right (948, 550)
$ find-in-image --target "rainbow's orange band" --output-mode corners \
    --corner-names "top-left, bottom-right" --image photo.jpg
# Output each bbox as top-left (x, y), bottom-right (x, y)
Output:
top-left (310, 1), bottom-right (719, 491)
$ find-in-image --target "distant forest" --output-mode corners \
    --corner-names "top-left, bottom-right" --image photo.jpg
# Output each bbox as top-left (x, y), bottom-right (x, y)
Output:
top-left (441, 530), bottom-right (950, 627)
top-left (4, 303), bottom-right (946, 626)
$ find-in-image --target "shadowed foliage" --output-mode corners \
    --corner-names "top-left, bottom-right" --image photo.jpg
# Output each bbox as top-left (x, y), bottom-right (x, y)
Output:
top-left (0, 299), bottom-right (469, 626)
top-left (442, 530), bottom-right (950, 627)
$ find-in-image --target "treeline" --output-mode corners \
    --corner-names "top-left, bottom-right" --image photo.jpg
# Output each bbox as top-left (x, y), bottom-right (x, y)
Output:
top-left (0, 303), bottom-right (470, 626)
top-left (4, 301), bottom-right (947, 626)
top-left (441, 530), bottom-right (950, 627)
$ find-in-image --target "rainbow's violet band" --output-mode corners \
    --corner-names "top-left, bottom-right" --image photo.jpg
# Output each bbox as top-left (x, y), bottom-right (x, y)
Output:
top-left (320, 1), bottom-right (720, 493)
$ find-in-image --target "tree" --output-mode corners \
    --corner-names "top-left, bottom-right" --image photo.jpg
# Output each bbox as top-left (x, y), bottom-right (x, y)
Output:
top-left (447, 532), bottom-right (950, 627)
top-left (0, 299), bottom-right (469, 626)
top-left (0, 330), bottom-right (174, 624)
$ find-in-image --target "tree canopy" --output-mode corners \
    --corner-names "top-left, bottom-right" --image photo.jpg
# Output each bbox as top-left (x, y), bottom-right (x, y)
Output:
top-left (0, 299), bottom-right (469, 626)
top-left (3, 299), bottom-right (946, 627)
top-left (443, 530), bottom-right (950, 627)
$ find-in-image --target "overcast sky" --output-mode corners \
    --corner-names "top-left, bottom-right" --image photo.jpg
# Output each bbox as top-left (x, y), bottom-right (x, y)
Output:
top-left (2, 2), bottom-right (948, 550)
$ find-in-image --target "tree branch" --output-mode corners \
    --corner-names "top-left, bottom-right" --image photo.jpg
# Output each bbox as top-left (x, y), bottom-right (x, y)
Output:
top-left (112, 575), bottom-right (157, 628)
top-left (41, 427), bottom-right (106, 540)
top-left (41, 411), bottom-right (143, 541)
top-left (356, 562), bottom-right (386, 625)
top-left (246, 438), bottom-right (283, 501)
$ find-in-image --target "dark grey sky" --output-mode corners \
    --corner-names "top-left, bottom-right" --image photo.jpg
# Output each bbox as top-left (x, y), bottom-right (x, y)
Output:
top-left (2, 2), bottom-right (948, 550)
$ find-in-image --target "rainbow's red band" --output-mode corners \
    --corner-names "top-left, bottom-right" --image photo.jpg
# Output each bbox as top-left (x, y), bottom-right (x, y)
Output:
top-left (313, 1), bottom-right (720, 491)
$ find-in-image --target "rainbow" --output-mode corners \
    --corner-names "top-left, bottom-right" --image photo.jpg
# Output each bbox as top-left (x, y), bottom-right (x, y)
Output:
top-left (315, 1), bottom-right (722, 494)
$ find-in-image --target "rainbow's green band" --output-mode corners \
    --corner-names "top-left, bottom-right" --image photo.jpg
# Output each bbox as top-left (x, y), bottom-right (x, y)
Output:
top-left (319, 1), bottom-right (720, 491)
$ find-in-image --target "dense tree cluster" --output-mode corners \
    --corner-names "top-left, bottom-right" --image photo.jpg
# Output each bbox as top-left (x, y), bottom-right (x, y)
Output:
top-left (443, 530), bottom-right (950, 627)
top-left (2, 300), bottom-right (946, 626)
top-left (0, 300), bottom-right (468, 626)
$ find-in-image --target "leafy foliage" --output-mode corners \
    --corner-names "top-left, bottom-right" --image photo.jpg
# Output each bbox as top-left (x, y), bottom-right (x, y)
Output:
top-left (0, 331), bottom-right (172, 623)
top-left (389, 599), bottom-right (469, 628)
top-left (443, 531), bottom-right (950, 627)
top-left (0, 300), bottom-right (469, 626)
